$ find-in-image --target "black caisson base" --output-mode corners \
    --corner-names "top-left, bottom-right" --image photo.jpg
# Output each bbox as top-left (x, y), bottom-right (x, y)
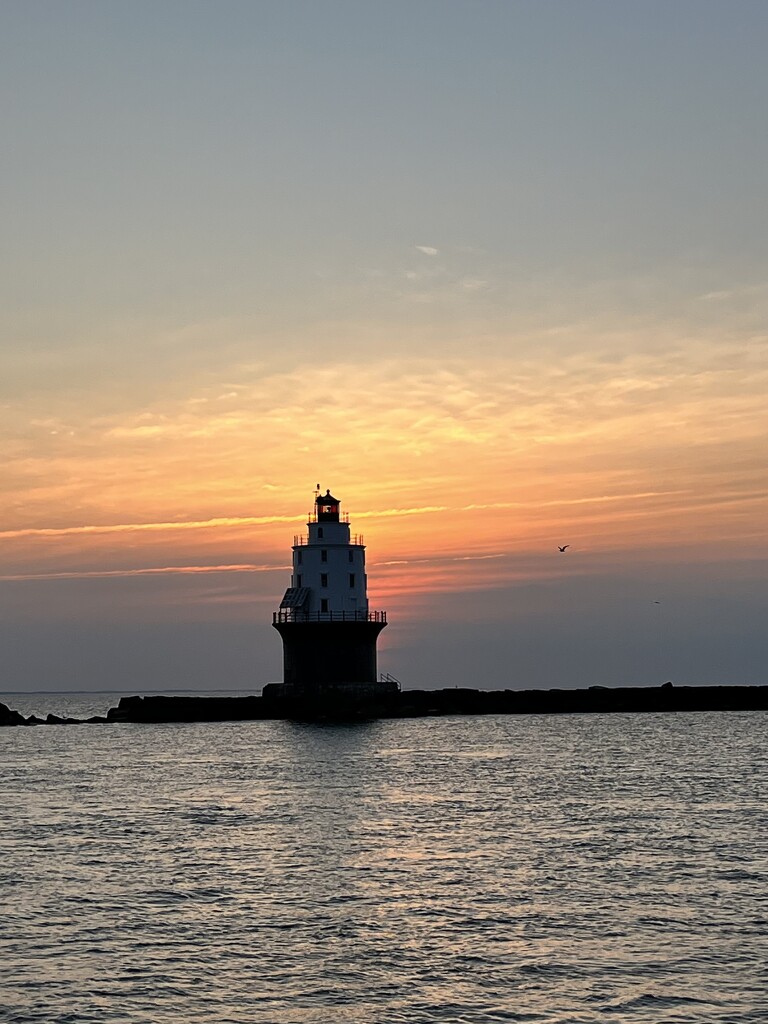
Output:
top-left (262, 679), bottom-right (400, 720)
top-left (273, 619), bottom-right (387, 688)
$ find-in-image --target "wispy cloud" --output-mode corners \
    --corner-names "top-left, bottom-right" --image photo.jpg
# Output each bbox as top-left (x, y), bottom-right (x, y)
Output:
top-left (0, 515), bottom-right (303, 542)
top-left (2, 333), bottom-right (767, 581)
top-left (0, 562), bottom-right (286, 582)
top-left (698, 283), bottom-right (768, 302)
top-left (415, 245), bottom-right (439, 256)
top-left (0, 492), bottom-right (691, 542)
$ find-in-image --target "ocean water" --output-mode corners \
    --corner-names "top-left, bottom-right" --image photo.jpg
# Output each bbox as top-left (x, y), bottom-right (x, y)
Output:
top-left (1, 696), bottom-right (765, 1024)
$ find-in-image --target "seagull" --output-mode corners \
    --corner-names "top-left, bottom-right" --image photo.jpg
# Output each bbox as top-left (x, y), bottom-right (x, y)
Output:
top-left (558, 545), bottom-right (570, 552)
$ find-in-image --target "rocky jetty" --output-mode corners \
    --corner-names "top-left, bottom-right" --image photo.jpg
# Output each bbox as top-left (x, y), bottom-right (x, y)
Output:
top-left (105, 694), bottom-right (269, 723)
top-left (1, 701), bottom-right (109, 727)
top-left (105, 683), bottom-right (768, 722)
top-left (396, 683), bottom-right (768, 716)
top-left (0, 701), bottom-right (27, 727)
top-left (2, 684), bottom-right (767, 727)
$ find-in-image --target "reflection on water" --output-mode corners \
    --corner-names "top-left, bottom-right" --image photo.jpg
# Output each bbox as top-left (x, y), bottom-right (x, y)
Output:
top-left (0, 707), bottom-right (765, 1023)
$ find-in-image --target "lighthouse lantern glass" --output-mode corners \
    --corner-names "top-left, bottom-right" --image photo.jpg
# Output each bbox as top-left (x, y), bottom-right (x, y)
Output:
top-left (316, 490), bottom-right (341, 523)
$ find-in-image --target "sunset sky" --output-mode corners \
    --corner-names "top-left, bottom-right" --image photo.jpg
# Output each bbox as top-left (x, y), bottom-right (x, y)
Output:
top-left (2, 1), bottom-right (767, 692)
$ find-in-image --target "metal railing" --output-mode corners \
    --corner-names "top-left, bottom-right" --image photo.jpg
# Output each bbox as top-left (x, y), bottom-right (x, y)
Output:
top-left (379, 672), bottom-right (402, 690)
top-left (273, 609), bottom-right (387, 624)
top-left (293, 534), bottom-right (364, 546)
top-left (307, 511), bottom-right (350, 524)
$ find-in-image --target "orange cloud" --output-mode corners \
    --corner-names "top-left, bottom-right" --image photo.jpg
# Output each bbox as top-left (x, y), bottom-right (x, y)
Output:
top-left (0, 562), bottom-right (286, 583)
top-left (2, 334), bottom-right (766, 609)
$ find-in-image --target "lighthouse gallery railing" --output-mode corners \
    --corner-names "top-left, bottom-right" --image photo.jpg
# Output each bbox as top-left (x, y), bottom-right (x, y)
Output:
top-left (273, 609), bottom-right (387, 624)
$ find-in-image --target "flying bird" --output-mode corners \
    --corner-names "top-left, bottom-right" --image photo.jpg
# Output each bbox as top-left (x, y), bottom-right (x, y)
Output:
top-left (558, 545), bottom-right (570, 552)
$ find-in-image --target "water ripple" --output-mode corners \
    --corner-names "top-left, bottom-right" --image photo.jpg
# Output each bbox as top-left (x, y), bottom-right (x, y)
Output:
top-left (0, 708), bottom-right (766, 1023)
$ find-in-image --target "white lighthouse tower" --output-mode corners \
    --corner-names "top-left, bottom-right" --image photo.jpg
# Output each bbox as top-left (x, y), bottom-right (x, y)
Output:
top-left (283, 488), bottom-right (370, 619)
top-left (267, 488), bottom-right (395, 710)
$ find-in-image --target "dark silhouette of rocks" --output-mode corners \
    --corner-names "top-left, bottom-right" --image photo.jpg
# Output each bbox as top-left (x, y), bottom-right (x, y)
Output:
top-left (106, 683), bottom-right (768, 723)
top-left (0, 702), bottom-right (105, 727)
top-left (30, 713), bottom-right (87, 725)
top-left (392, 684), bottom-right (768, 717)
top-left (0, 701), bottom-right (26, 726)
top-left (105, 694), bottom-right (270, 723)
top-left (2, 684), bottom-right (767, 727)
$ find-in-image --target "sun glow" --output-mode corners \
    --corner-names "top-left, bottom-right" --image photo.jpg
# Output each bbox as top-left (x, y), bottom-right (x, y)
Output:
top-left (2, 334), bottom-right (767, 620)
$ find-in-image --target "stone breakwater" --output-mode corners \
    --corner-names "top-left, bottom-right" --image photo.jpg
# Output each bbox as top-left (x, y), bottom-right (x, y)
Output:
top-left (2, 683), bottom-right (768, 726)
top-left (0, 703), bottom-right (111, 726)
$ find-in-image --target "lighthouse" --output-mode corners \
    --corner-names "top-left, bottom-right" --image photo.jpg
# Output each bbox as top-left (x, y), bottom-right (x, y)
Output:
top-left (267, 489), bottom-right (395, 710)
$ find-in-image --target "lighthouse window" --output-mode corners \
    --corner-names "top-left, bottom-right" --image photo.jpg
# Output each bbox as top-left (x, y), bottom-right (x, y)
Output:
top-left (320, 573), bottom-right (328, 588)
top-left (317, 528), bottom-right (324, 538)
top-left (321, 598), bottom-right (328, 613)
top-left (297, 550), bottom-right (302, 565)
top-left (297, 575), bottom-right (302, 587)
top-left (321, 549), bottom-right (327, 562)
top-left (349, 573), bottom-right (355, 588)
top-left (348, 550), bottom-right (353, 562)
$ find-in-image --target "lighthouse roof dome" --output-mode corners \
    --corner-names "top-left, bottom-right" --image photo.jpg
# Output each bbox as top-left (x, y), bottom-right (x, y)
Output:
top-left (316, 489), bottom-right (340, 505)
